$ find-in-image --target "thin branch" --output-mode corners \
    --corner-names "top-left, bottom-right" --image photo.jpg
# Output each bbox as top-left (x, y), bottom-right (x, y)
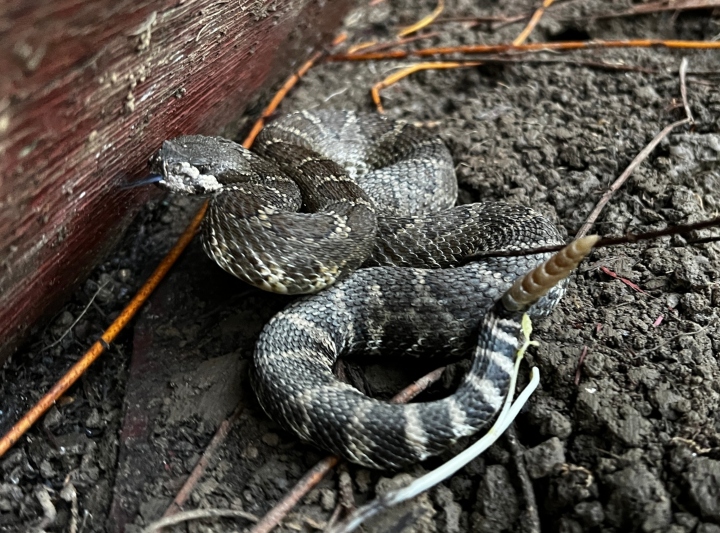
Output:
top-left (249, 456), bottom-right (340, 533)
top-left (577, 58), bottom-right (693, 237)
top-left (390, 367), bottom-right (446, 404)
top-left (161, 404), bottom-right (245, 521)
top-left (41, 281), bottom-right (109, 352)
top-left (460, 216), bottom-right (720, 263)
top-left (328, 39), bottom-right (720, 62)
top-left (514, 0), bottom-right (556, 46)
top-left (679, 57), bottom-right (694, 124)
top-left (575, 118), bottom-right (691, 238)
top-left (395, 55), bottom-right (665, 74)
top-left (397, 0), bottom-right (444, 37)
top-left (142, 508), bottom-right (258, 533)
top-left (347, 32), bottom-right (440, 56)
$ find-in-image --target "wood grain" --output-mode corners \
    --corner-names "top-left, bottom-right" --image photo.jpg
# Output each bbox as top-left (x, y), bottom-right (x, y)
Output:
top-left (0, 0), bottom-right (353, 363)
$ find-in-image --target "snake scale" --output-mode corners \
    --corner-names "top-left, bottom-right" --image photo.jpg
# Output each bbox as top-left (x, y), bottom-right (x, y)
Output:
top-left (150, 109), bottom-right (589, 469)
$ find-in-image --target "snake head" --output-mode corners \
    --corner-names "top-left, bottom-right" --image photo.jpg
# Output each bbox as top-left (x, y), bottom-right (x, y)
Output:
top-left (148, 136), bottom-right (226, 196)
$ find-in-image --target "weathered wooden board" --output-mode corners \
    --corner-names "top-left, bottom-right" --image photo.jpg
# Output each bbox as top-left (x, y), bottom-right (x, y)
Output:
top-left (0, 0), bottom-right (354, 363)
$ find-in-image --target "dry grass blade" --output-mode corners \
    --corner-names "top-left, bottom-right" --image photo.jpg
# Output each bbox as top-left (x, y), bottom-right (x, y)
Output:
top-left (371, 61), bottom-right (481, 112)
top-left (142, 509), bottom-right (259, 533)
top-left (398, 0), bottom-right (445, 37)
top-left (513, 0), bottom-right (556, 45)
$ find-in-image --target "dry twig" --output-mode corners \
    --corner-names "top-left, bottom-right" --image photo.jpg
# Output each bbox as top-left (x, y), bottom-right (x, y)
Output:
top-left (398, 0), bottom-right (445, 37)
top-left (348, 32), bottom-right (440, 56)
top-left (513, 0), bottom-right (556, 45)
top-left (328, 39), bottom-right (720, 62)
top-left (161, 404), bottom-right (245, 521)
top-left (576, 58), bottom-right (694, 237)
top-left (459, 215), bottom-right (720, 263)
top-left (250, 457), bottom-right (340, 533)
top-left (371, 61), bottom-right (481, 112)
top-left (142, 508), bottom-right (259, 533)
top-left (575, 118), bottom-right (691, 238)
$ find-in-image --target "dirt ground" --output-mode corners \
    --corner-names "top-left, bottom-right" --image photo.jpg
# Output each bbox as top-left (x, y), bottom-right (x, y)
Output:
top-left (2, 1), bottom-right (720, 532)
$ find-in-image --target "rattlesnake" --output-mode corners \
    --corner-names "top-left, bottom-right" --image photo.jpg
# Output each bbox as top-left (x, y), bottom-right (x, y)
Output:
top-left (150, 109), bottom-right (586, 469)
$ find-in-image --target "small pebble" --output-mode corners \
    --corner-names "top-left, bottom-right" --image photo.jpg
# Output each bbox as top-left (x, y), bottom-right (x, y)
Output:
top-left (319, 488), bottom-right (336, 511)
top-left (261, 433), bottom-right (279, 446)
top-left (524, 437), bottom-right (566, 479)
top-left (355, 469), bottom-right (372, 493)
top-left (243, 445), bottom-right (259, 459)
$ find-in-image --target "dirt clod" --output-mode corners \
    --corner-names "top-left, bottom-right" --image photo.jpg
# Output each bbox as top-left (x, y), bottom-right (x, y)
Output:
top-left (524, 437), bottom-right (566, 479)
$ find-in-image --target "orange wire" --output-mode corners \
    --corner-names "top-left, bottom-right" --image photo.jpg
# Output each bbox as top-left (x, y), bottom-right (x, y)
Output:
top-left (371, 61), bottom-right (481, 113)
top-left (513, 0), bottom-right (555, 45)
top-left (0, 39), bottom-right (328, 458)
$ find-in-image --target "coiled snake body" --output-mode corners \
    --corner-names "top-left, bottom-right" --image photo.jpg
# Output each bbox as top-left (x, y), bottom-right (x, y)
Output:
top-left (151, 110), bottom-right (573, 469)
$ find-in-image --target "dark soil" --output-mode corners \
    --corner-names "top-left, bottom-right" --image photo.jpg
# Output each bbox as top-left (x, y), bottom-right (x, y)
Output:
top-left (2, 1), bottom-right (720, 532)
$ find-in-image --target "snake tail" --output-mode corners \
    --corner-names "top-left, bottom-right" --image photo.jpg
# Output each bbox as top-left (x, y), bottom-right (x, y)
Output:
top-left (502, 235), bottom-right (600, 312)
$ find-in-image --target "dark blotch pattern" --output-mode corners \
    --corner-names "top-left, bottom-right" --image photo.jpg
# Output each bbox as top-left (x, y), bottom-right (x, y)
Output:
top-left (152, 110), bottom-right (566, 469)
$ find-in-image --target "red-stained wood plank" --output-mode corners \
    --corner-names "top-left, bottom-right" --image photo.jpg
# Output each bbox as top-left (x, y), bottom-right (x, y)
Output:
top-left (0, 0), bottom-right (354, 363)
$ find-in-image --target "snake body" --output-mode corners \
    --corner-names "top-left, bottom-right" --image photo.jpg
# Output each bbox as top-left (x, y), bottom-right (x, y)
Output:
top-left (150, 110), bottom-right (575, 469)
